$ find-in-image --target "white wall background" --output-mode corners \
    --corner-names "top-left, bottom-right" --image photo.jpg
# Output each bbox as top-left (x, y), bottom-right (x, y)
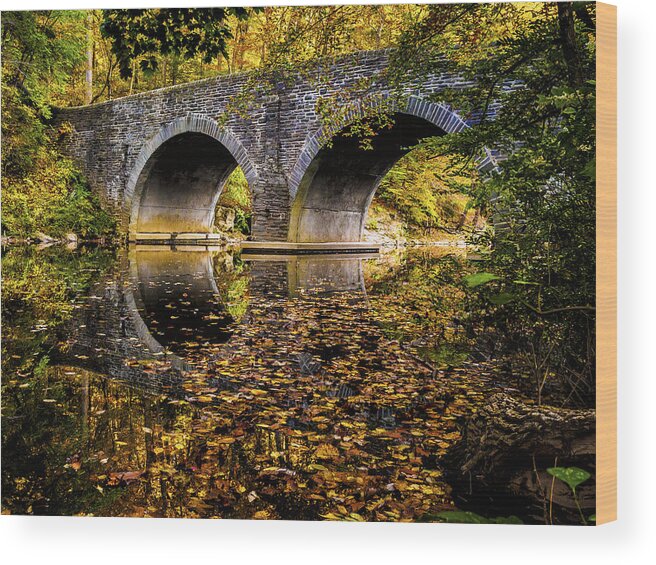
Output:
top-left (1, 1), bottom-right (654, 563)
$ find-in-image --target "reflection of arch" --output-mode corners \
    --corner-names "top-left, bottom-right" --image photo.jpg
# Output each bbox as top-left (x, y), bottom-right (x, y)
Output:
top-left (286, 255), bottom-right (368, 297)
top-left (125, 114), bottom-right (257, 240)
top-left (123, 249), bottom-right (376, 363)
top-left (125, 247), bottom-right (233, 362)
top-left (288, 96), bottom-right (499, 243)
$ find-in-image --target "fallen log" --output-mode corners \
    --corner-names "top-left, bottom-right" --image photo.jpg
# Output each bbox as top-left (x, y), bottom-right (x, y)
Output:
top-left (444, 392), bottom-right (596, 523)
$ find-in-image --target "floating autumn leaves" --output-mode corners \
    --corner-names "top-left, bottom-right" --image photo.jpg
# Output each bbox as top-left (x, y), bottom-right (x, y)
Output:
top-left (3, 247), bottom-right (502, 521)
top-left (74, 275), bottom-right (496, 522)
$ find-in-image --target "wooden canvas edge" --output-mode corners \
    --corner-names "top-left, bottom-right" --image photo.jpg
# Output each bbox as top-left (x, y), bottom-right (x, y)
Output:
top-left (595, 1), bottom-right (617, 526)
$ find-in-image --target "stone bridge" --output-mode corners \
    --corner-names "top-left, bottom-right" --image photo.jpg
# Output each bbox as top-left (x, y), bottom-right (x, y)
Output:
top-left (55, 49), bottom-right (500, 243)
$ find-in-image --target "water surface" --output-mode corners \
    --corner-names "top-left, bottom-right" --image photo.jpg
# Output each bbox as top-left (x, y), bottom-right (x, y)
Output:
top-left (2, 244), bottom-right (518, 521)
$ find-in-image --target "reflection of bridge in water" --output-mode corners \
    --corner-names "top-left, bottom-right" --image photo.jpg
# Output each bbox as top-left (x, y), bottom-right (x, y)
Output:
top-left (57, 246), bottom-right (375, 393)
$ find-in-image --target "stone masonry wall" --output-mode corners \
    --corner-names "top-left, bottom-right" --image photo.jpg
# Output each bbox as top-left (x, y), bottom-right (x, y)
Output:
top-left (54, 50), bottom-right (504, 241)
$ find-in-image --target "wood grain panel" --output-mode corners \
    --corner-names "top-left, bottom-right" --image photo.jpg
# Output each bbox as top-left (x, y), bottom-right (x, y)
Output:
top-left (596, 1), bottom-right (617, 526)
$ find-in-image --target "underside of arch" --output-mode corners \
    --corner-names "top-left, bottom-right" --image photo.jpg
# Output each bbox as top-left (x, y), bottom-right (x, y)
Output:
top-left (135, 133), bottom-right (239, 234)
top-left (288, 98), bottom-right (498, 243)
top-left (289, 113), bottom-right (443, 243)
top-left (126, 116), bottom-right (256, 239)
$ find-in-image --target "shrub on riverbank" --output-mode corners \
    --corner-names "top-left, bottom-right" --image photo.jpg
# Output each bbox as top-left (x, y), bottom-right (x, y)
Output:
top-left (1, 82), bottom-right (115, 240)
top-left (1, 11), bottom-right (116, 241)
top-left (215, 168), bottom-right (252, 236)
top-left (1, 138), bottom-right (116, 240)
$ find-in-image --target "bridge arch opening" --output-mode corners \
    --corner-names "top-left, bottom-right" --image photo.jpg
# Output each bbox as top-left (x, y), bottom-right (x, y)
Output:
top-left (289, 100), bottom-right (497, 243)
top-left (126, 116), bottom-right (256, 239)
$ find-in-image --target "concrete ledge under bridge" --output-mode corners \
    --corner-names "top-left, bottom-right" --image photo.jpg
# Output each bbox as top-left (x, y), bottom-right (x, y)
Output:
top-left (239, 241), bottom-right (380, 255)
top-left (134, 233), bottom-right (380, 254)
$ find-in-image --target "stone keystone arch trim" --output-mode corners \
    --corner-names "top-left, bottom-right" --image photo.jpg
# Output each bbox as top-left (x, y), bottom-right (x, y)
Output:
top-left (125, 114), bottom-right (258, 238)
top-left (288, 96), bottom-right (499, 202)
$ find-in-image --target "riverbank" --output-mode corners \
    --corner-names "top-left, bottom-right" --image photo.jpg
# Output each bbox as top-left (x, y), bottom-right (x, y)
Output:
top-left (363, 200), bottom-right (478, 248)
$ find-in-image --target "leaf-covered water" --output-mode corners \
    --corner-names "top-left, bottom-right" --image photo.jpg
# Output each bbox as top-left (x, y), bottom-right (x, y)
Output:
top-left (1, 244), bottom-right (565, 522)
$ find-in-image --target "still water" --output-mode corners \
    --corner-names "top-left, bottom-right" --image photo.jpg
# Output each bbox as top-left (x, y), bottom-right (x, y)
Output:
top-left (2, 244), bottom-right (520, 521)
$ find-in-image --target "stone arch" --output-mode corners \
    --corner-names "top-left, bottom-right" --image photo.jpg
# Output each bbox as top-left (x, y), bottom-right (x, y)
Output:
top-left (125, 114), bottom-right (257, 240)
top-left (288, 96), bottom-right (499, 243)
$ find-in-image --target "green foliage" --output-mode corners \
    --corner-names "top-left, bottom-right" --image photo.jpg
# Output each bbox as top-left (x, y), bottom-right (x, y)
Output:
top-left (254, 5), bottom-right (423, 71)
top-left (385, 2), bottom-right (597, 405)
top-left (100, 8), bottom-right (253, 79)
top-left (1, 81), bottom-right (46, 178)
top-left (1, 11), bottom-right (87, 110)
top-left (1, 11), bottom-right (86, 179)
top-left (1, 11), bottom-right (116, 239)
top-left (376, 143), bottom-right (477, 234)
top-left (464, 272), bottom-right (501, 288)
top-left (547, 466), bottom-right (593, 525)
top-left (1, 139), bottom-right (115, 239)
top-left (547, 466), bottom-right (591, 493)
top-left (47, 174), bottom-right (116, 238)
top-left (33, 355), bottom-right (51, 379)
top-left (216, 168), bottom-right (252, 235)
top-left (488, 292), bottom-right (515, 306)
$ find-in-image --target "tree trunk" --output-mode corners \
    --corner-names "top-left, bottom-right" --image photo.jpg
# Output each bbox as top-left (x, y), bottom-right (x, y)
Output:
top-left (85, 12), bottom-right (93, 104)
top-left (456, 209), bottom-right (468, 230)
top-left (171, 56), bottom-right (179, 86)
top-left (472, 207), bottom-right (482, 229)
top-left (128, 60), bottom-right (136, 95)
top-left (557, 2), bottom-right (584, 88)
